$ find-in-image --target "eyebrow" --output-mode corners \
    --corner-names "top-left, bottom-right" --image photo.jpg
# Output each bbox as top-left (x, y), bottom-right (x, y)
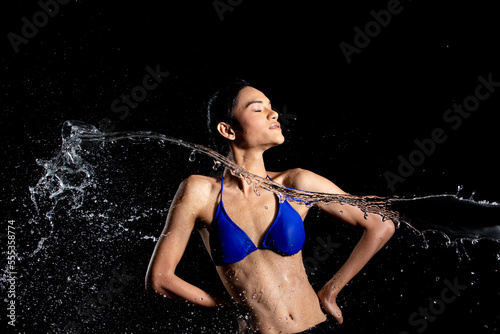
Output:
top-left (245, 100), bottom-right (272, 109)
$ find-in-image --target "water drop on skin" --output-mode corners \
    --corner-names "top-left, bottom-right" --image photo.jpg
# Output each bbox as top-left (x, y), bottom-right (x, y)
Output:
top-left (252, 184), bottom-right (261, 196)
top-left (278, 193), bottom-right (285, 204)
top-left (245, 177), bottom-right (252, 186)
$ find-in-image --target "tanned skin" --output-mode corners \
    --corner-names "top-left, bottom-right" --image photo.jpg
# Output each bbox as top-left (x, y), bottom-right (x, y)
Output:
top-left (145, 86), bottom-right (395, 333)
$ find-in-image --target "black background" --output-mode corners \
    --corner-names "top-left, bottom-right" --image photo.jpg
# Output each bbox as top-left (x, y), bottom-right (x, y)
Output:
top-left (2, 0), bottom-right (500, 333)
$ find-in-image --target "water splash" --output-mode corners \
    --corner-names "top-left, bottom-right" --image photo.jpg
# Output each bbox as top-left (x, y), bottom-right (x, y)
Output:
top-left (30, 120), bottom-right (500, 246)
top-left (29, 121), bottom-right (97, 221)
top-left (38, 121), bottom-right (401, 214)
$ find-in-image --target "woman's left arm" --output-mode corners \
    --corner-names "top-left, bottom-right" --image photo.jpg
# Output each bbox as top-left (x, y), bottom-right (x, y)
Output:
top-left (290, 169), bottom-right (396, 324)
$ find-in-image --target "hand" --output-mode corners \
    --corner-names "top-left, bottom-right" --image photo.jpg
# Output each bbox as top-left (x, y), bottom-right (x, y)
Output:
top-left (317, 281), bottom-right (344, 324)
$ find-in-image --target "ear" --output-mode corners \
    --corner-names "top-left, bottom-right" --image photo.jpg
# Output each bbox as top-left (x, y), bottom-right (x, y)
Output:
top-left (216, 122), bottom-right (236, 141)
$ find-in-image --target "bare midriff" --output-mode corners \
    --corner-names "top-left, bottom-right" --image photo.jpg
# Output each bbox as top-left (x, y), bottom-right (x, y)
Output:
top-left (216, 249), bottom-right (327, 334)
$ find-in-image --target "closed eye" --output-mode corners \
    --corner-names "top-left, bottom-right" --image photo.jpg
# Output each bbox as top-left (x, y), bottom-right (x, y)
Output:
top-left (245, 100), bottom-right (272, 111)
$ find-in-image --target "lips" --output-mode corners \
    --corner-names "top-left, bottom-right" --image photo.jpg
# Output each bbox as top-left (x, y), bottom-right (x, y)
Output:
top-left (269, 122), bottom-right (281, 130)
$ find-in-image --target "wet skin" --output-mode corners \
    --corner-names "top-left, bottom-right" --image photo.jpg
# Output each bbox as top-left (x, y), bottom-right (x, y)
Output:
top-left (146, 87), bottom-right (395, 333)
top-left (199, 172), bottom-right (328, 333)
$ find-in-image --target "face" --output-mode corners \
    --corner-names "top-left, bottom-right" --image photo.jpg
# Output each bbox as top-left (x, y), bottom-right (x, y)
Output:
top-left (220, 86), bottom-right (284, 151)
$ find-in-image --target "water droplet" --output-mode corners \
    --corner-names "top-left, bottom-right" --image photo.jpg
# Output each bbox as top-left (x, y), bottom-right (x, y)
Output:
top-left (252, 185), bottom-right (261, 196)
top-left (188, 150), bottom-right (196, 162)
top-left (212, 160), bottom-right (221, 170)
top-left (278, 192), bottom-right (285, 203)
top-left (339, 210), bottom-right (344, 215)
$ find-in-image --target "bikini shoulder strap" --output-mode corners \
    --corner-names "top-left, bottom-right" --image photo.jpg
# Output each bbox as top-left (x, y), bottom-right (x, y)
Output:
top-left (220, 176), bottom-right (224, 201)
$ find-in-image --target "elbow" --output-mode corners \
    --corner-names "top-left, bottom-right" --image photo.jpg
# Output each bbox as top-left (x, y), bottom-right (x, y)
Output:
top-left (381, 219), bottom-right (396, 240)
top-left (149, 272), bottom-right (176, 299)
top-left (365, 217), bottom-right (395, 241)
top-left (150, 277), bottom-right (163, 295)
top-left (145, 268), bottom-right (158, 293)
top-left (150, 273), bottom-right (166, 294)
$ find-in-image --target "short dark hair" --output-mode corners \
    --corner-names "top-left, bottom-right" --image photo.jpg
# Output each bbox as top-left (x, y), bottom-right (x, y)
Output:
top-left (206, 78), bottom-right (252, 153)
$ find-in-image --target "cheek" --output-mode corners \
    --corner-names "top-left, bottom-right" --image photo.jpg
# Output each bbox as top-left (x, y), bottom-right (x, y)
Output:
top-left (239, 117), bottom-right (264, 134)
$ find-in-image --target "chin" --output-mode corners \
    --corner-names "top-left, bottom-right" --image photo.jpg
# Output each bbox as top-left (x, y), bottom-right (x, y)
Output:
top-left (272, 135), bottom-right (285, 146)
top-left (258, 134), bottom-right (285, 150)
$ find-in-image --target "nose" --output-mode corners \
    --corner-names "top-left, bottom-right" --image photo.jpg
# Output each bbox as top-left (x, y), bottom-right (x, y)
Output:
top-left (268, 108), bottom-right (279, 120)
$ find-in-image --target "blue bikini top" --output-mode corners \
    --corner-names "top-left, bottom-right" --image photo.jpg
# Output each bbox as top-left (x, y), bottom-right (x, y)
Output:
top-left (209, 176), bottom-right (306, 266)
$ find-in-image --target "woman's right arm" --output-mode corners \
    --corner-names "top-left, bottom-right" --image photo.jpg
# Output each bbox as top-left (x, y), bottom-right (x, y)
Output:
top-left (145, 175), bottom-right (228, 308)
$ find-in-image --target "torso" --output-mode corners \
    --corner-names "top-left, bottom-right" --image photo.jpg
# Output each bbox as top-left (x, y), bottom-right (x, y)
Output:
top-left (195, 170), bottom-right (327, 333)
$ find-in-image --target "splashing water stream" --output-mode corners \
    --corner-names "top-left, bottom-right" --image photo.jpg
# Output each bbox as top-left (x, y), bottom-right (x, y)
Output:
top-left (36, 121), bottom-right (499, 240)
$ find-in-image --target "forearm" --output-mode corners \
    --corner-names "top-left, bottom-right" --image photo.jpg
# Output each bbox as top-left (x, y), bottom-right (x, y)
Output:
top-left (152, 273), bottom-right (230, 308)
top-left (330, 220), bottom-right (395, 294)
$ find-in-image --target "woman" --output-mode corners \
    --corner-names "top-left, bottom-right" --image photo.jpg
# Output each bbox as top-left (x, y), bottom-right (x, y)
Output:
top-left (145, 79), bottom-right (395, 333)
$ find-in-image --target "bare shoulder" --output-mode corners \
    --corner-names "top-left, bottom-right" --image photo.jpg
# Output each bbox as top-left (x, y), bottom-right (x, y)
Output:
top-left (269, 168), bottom-right (347, 195)
top-left (179, 174), bottom-right (220, 201)
top-left (175, 175), bottom-right (221, 223)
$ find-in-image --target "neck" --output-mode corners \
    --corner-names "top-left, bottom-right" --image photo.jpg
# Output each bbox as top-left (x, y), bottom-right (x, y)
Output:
top-left (228, 146), bottom-right (267, 177)
top-left (223, 147), bottom-right (268, 193)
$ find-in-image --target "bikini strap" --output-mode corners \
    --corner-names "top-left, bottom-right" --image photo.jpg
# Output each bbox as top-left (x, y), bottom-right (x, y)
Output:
top-left (220, 176), bottom-right (224, 201)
